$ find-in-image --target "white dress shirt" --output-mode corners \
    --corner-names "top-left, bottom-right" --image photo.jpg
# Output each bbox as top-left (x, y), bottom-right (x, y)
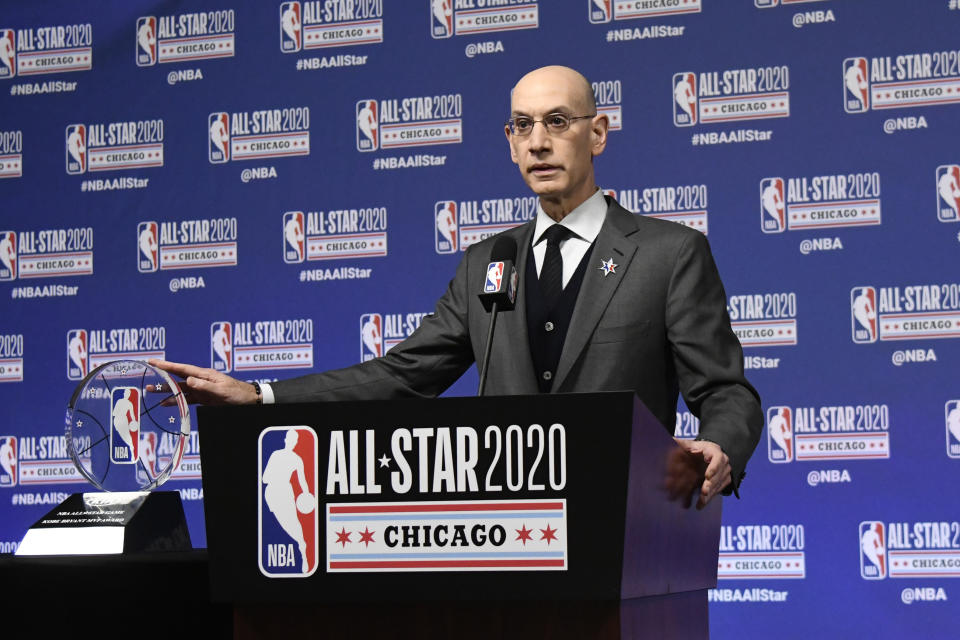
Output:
top-left (530, 188), bottom-right (608, 287)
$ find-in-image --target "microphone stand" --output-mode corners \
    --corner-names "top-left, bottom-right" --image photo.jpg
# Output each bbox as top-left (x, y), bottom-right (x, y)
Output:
top-left (476, 301), bottom-right (498, 396)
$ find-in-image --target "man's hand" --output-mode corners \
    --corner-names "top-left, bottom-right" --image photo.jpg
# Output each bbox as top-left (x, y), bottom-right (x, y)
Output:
top-left (665, 438), bottom-right (731, 509)
top-left (148, 359), bottom-right (259, 405)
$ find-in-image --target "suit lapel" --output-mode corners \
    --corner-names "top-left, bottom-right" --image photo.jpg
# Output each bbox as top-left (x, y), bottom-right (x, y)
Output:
top-left (495, 222), bottom-right (538, 394)
top-left (552, 201), bottom-right (639, 392)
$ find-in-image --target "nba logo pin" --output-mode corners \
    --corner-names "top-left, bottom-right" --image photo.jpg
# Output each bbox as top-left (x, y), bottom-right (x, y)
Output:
top-left (672, 73), bottom-right (697, 127)
top-left (136, 17), bottom-right (157, 66)
top-left (859, 521), bottom-right (886, 579)
top-left (843, 57), bottom-right (870, 114)
top-left (766, 406), bottom-right (793, 463)
top-left (137, 221), bottom-right (158, 273)
top-left (0, 436), bottom-right (16, 487)
top-left (209, 112), bottom-right (230, 163)
top-left (484, 262), bottom-right (504, 293)
top-left (760, 178), bottom-right (786, 233)
top-left (283, 211), bottom-right (305, 264)
top-left (211, 322), bottom-right (233, 372)
top-left (280, 2), bottom-right (302, 52)
top-left (67, 329), bottom-right (88, 380)
top-left (850, 286), bottom-right (877, 344)
top-left (259, 426), bottom-right (318, 578)
top-left (356, 100), bottom-right (378, 152)
top-left (430, 0), bottom-right (453, 38)
top-left (110, 387), bottom-right (141, 465)
top-left (936, 165), bottom-right (960, 222)
top-left (434, 201), bottom-right (458, 254)
top-left (946, 400), bottom-right (960, 459)
top-left (360, 313), bottom-right (382, 362)
top-left (65, 124), bottom-right (86, 174)
top-left (589, 0), bottom-right (612, 23)
top-left (0, 231), bottom-right (17, 281)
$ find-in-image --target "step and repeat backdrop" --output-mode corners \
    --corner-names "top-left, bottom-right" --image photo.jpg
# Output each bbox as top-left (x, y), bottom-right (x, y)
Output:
top-left (1, 1), bottom-right (958, 636)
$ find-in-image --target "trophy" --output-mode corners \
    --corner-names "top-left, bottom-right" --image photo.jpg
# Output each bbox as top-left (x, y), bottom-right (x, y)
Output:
top-left (16, 360), bottom-right (192, 555)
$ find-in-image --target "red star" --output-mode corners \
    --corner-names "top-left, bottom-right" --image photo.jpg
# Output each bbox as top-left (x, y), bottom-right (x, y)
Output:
top-left (358, 527), bottom-right (375, 547)
top-left (515, 524), bottom-right (533, 545)
top-left (540, 524), bottom-right (558, 545)
top-left (335, 528), bottom-right (352, 547)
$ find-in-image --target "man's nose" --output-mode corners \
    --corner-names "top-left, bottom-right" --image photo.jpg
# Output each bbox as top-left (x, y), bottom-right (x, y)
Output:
top-left (527, 121), bottom-right (551, 152)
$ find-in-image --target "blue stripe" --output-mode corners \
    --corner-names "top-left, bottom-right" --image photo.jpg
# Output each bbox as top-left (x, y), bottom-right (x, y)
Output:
top-left (329, 512), bottom-right (563, 522)
top-left (329, 551), bottom-right (565, 560)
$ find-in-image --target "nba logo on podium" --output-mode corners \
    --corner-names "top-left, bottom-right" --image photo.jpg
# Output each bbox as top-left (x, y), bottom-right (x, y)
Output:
top-left (850, 287), bottom-right (877, 344)
top-left (0, 436), bottom-right (16, 487)
top-left (485, 262), bottom-right (504, 293)
top-left (211, 322), bottom-right (233, 372)
top-left (356, 100), bottom-right (378, 152)
top-left (360, 313), bottom-right (382, 362)
top-left (859, 521), bottom-right (886, 579)
top-left (843, 57), bottom-right (870, 114)
top-left (431, 0), bottom-right (453, 38)
top-left (258, 426), bottom-right (318, 578)
top-left (136, 17), bottom-right (157, 66)
top-left (589, 0), bottom-right (612, 23)
top-left (434, 201), bottom-right (458, 254)
top-left (138, 221), bottom-right (158, 273)
top-left (110, 387), bottom-right (141, 465)
top-left (760, 178), bottom-right (786, 233)
top-left (209, 112), bottom-right (230, 163)
top-left (280, 2), bottom-right (302, 52)
top-left (67, 329), bottom-right (88, 380)
top-left (766, 406), bottom-right (793, 463)
top-left (283, 212), bottom-right (305, 264)
top-left (0, 231), bottom-right (17, 281)
top-left (672, 73), bottom-right (697, 127)
top-left (65, 124), bottom-right (86, 174)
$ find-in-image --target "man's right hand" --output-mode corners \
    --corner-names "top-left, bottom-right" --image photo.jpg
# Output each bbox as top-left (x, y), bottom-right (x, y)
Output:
top-left (148, 359), bottom-right (259, 405)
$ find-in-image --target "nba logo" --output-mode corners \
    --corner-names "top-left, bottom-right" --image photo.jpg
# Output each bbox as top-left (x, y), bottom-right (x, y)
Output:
top-left (258, 426), bottom-right (318, 578)
top-left (280, 2), bottom-right (302, 52)
top-left (431, 0), bottom-right (453, 38)
top-left (936, 165), bottom-right (960, 222)
top-left (434, 201), bottom-right (458, 254)
top-left (136, 431), bottom-right (158, 484)
top-left (672, 73), bottom-right (697, 127)
top-left (0, 231), bottom-right (17, 281)
top-left (211, 322), bottom-right (233, 372)
top-left (760, 178), bottom-right (786, 233)
top-left (209, 112), bottom-right (230, 163)
top-left (356, 100), bottom-right (378, 152)
top-left (137, 221), bottom-right (158, 273)
top-left (843, 57), bottom-right (870, 114)
top-left (0, 29), bottom-right (15, 78)
top-left (65, 124), bottom-right (86, 175)
top-left (0, 436), bottom-right (16, 487)
top-left (946, 400), bottom-right (960, 459)
top-left (110, 387), bottom-right (141, 465)
top-left (589, 0), bottom-right (612, 24)
top-left (484, 262), bottom-right (504, 293)
top-left (136, 17), bottom-right (157, 66)
top-left (850, 286), bottom-right (878, 344)
top-left (859, 521), bottom-right (886, 579)
top-left (766, 406), bottom-right (793, 463)
top-left (283, 212), bottom-right (305, 264)
top-left (360, 313), bottom-right (382, 362)
top-left (67, 329), bottom-right (88, 380)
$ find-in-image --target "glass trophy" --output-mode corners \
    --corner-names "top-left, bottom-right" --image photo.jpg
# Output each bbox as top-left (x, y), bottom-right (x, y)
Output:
top-left (16, 360), bottom-right (192, 555)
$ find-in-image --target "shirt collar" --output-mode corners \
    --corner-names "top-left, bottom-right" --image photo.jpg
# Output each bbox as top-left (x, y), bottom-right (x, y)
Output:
top-left (532, 189), bottom-right (608, 246)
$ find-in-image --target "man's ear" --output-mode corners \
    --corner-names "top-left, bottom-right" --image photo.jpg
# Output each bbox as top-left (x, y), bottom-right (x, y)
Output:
top-left (590, 113), bottom-right (609, 157)
top-left (505, 125), bottom-right (519, 164)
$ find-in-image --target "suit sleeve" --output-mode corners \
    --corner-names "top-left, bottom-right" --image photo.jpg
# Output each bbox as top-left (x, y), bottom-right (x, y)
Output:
top-left (665, 230), bottom-right (763, 494)
top-left (271, 252), bottom-right (476, 403)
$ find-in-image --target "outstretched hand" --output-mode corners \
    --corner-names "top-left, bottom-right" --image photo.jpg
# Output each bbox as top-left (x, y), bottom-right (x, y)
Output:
top-left (147, 359), bottom-right (259, 405)
top-left (664, 438), bottom-right (731, 509)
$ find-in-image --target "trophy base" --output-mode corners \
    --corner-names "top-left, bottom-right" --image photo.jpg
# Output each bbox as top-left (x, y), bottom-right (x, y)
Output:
top-left (15, 490), bottom-right (191, 556)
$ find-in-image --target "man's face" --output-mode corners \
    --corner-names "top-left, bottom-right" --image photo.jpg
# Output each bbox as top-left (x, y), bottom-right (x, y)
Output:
top-left (504, 69), bottom-right (607, 206)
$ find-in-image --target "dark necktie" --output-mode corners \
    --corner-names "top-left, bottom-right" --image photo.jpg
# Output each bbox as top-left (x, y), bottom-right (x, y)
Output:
top-left (539, 224), bottom-right (573, 310)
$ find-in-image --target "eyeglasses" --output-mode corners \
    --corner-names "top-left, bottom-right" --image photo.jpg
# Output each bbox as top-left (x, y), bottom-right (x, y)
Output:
top-left (506, 113), bottom-right (596, 136)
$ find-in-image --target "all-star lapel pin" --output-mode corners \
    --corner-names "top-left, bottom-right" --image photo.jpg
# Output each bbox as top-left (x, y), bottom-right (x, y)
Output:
top-left (598, 258), bottom-right (618, 276)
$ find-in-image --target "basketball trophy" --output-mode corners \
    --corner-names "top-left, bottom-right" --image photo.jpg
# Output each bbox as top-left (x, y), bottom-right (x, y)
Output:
top-left (16, 360), bottom-right (192, 555)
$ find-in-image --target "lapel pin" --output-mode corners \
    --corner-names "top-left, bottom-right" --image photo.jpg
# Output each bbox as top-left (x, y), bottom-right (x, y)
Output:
top-left (598, 258), bottom-right (618, 276)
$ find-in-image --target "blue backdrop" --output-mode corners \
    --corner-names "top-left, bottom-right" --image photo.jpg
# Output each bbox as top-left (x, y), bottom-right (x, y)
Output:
top-left (1, 1), bottom-right (958, 637)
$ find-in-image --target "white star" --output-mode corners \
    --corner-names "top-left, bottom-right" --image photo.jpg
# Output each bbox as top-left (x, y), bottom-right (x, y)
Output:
top-left (599, 258), bottom-right (618, 276)
top-left (378, 454), bottom-right (391, 468)
top-left (76, 420), bottom-right (83, 427)
top-left (168, 416), bottom-right (176, 423)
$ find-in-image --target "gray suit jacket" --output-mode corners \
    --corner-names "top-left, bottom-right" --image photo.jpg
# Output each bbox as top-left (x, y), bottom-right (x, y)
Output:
top-left (273, 198), bottom-right (763, 490)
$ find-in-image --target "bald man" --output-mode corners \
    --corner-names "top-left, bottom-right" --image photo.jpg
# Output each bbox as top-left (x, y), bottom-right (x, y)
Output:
top-left (153, 66), bottom-right (762, 505)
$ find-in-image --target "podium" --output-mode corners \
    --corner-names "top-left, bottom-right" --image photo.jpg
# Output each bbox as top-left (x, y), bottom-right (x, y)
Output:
top-left (199, 392), bottom-right (721, 639)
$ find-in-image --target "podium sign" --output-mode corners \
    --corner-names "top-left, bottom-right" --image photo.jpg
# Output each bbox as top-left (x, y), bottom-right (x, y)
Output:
top-left (200, 392), bottom-right (721, 606)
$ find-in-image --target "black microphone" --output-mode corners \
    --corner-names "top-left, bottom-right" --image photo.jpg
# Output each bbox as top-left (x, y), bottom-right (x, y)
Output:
top-left (477, 236), bottom-right (518, 395)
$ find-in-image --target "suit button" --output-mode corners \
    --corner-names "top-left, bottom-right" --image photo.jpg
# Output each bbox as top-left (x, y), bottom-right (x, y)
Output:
top-left (544, 321), bottom-right (554, 332)
top-left (542, 371), bottom-right (552, 381)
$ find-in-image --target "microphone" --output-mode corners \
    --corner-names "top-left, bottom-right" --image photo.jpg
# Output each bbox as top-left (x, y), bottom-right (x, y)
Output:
top-left (477, 236), bottom-right (518, 396)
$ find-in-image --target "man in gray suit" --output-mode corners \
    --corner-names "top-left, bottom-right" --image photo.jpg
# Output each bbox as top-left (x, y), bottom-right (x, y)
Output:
top-left (152, 65), bottom-right (762, 507)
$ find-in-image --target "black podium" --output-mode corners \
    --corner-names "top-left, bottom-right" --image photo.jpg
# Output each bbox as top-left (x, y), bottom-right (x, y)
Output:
top-left (199, 392), bottom-right (721, 639)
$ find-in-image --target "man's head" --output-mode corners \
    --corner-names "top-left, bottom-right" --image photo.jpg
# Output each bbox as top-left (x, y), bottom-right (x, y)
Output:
top-left (505, 66), bottom-right (608, 216)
